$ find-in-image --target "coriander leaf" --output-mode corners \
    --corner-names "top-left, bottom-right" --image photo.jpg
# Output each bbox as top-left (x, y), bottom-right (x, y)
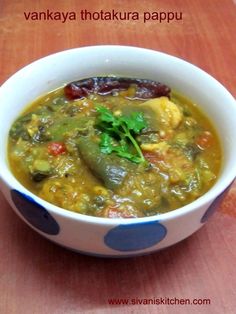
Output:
top-left (100, 133), bottom-right (114, 154)
top-left (120, 112), bottom-right (147, 134)
top-left (116, 151), bottom-right (143, 163)
top-left (95, 105), bottom-right (147, 164)
top-left (95, 105), bottom-right (115, 123)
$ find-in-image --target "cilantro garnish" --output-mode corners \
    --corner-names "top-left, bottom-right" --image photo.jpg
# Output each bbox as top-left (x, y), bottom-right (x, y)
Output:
top-left (95, 105), bottom-right (147, 163)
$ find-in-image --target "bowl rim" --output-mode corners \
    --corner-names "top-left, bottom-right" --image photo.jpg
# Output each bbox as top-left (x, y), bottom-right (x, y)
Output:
top-left (1, 44), bottom-right (236, 226)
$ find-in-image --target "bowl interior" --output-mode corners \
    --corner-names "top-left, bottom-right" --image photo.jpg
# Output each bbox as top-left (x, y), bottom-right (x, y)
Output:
top-left (0, 46), bottom-right (236, 221)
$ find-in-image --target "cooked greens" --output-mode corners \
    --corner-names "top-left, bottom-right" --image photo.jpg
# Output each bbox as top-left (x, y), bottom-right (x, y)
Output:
top-left (8, 77), bottom-right (221, 218)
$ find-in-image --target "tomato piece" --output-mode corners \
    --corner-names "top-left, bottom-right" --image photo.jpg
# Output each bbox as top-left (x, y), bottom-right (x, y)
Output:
top-left (142, 151), bottom-right (162, 164)
top-left (106, 206), bottom-right (137, 218)
top-left (48, 142), bottom-right (67, 156)
top-left (195, 131), bottom-right (213, 150)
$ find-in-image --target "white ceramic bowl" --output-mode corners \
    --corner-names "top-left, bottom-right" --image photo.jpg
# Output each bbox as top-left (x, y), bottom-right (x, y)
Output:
top-left (0, 46), bottom-right (236, 257)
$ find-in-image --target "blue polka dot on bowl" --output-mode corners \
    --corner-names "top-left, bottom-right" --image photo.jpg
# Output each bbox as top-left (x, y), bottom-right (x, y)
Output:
top-left (104, 221), bottom-right (167, 252)
top-left (11, 189), bottom-right (60, 235)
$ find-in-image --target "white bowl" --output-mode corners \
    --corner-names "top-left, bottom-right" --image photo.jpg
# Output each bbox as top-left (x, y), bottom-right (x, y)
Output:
top-left (0, 46), bottom-right (235, 257)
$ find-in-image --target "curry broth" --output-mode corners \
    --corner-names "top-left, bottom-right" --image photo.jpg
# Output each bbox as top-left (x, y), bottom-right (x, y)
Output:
top-left (8, 79), bottom-right (222, 218)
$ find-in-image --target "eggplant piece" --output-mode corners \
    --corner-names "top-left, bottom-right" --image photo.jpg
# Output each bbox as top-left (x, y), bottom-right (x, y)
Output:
top-left (31, 172), bottom-right (49, 182)
top-left (77, 136), bottom-right (133, 190)
top-left (64, 77), bottom-right (171, 100)
top-left (30, 159), bottom-right (52, 182)
top-left (48, 117), bottom-right (95, 141)
top-left (119, 104), bottom-right (160, 132)
top-left (140, 97), bottom-right (182, 130)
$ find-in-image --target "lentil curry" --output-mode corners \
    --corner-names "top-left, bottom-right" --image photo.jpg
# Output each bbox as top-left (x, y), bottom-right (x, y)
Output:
top-left (8, 77), bottom-right (222, 218)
